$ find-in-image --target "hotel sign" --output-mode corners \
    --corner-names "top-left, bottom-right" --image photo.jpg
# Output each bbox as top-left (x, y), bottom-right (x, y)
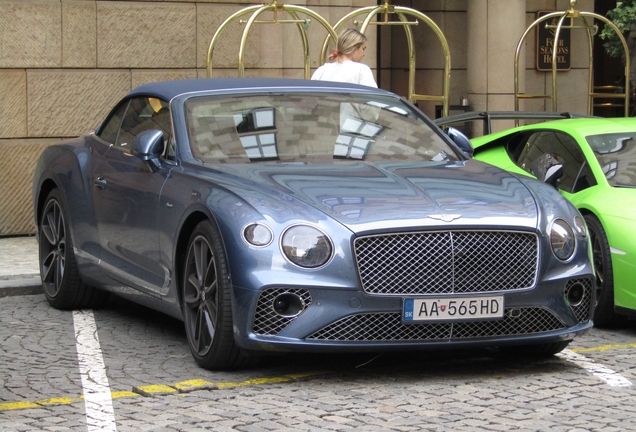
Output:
top-left (536, 11), bottom-right (571, 71)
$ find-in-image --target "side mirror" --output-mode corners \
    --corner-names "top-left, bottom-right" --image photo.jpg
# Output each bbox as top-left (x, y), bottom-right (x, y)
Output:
top-left (131, 130), bottom-right (165, 171)
top-left (530, 153), bottom-right (563, 187)
top-left (443, 127), bottom-right (473, 158)
top-left (132, 129), bottom-right (164, 161)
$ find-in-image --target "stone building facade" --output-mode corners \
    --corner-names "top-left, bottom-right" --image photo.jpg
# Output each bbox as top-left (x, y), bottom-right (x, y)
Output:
top-left (0, 0), bottom-right (601, 235)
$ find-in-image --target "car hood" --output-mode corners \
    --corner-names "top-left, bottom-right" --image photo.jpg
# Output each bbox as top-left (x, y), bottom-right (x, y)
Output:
top-left (206, 159), bottom-right (539, 233)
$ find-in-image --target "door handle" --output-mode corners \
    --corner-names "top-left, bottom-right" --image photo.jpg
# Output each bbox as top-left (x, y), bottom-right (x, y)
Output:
top-left (94, 176), bottom-right (107, 189)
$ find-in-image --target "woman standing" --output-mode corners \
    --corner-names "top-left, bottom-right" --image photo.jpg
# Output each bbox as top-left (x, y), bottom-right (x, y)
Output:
top-left (311, 28), bottom-right (377, 88)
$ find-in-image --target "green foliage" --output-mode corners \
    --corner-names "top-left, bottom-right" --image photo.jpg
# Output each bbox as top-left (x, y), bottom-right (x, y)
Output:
top-left (600, 0), bottom-right (636, 59)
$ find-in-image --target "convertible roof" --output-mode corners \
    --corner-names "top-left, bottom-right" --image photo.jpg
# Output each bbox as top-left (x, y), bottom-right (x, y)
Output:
top-left (129, 78), bottom-right (387, 101)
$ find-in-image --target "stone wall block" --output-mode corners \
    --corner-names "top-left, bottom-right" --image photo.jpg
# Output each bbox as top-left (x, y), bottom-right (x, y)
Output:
top-left (524, 12), bottom-right (537, 71)
top-left (0, 70), bottom-right (27, 139)
top-left (467, 0), bottom-right (488, 95)
top-left (63, 2), bottom-right (97, 68)
top-left (526, 0), bottom-right (556, 11)
top-left (0, 2), bottom-right (61, 68)
top-left (132, 69), bottom-right (198, 89)
top-left (524, 69), bottom-right (549, 111)
top-left (445, 11), bottom-right (467, 70)
top-left (98, 2), bottom-right (196, 68)
top-left (197, 4), bottom-right (261, 71)
top-left (487, 94), bottom-right (517, 132)
top-left (0, 138), bottom-right (60, 236)
top-left (414, 69), bottom-right (456, 119)
top-left (307, 0), bottom-right (351, 6)
top-left (391, 11), bottom-right (445, 70)
top-left (487, 0), bottom-right (525, 94)
top-left (27, 70), bottom-right (131, 138)
top-left (544, 68), bottom-right (590, 114)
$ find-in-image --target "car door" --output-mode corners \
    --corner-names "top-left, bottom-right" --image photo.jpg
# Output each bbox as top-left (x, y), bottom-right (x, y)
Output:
top-left (511, 129), bottom-right (597, 196)
top-left (92, 96), bottom-right (174, 296)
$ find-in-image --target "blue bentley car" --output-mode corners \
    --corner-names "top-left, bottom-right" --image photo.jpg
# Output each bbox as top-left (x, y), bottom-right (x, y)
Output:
top-left (33, 78), bottom-right (595, 370)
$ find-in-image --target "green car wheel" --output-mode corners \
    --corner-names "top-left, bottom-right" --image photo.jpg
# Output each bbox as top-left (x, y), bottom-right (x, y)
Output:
top-left (585, 214), bottom-right (623, 327)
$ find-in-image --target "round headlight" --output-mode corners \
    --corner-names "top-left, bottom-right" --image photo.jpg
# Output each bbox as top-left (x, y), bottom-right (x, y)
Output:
top-left (573, 215), bottom-right (587, 238)
top-left (550, 219), bottom-right (576, 261)
top-left (281, 225), bottom-right (333, 268)
top-left (243, 223), bottom-right (273, 247)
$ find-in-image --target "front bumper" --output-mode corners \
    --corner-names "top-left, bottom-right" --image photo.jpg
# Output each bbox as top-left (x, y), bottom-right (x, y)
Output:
top-left (231, 276), bottom-right (595, 353)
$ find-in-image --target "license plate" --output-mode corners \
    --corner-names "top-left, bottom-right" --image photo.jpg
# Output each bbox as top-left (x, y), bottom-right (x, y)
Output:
top-left (403, 296), bottom-right (504, 322)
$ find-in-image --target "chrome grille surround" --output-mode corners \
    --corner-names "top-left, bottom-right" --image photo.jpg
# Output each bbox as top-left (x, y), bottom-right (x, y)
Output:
top-left (253, 288), bottom-right (312, 336)
top-left (354, 230), bottom-right (539, 295)
top-left (565, 278), bottom-right (593, 323)
top-left (306, 307), bottom-right (565, 341)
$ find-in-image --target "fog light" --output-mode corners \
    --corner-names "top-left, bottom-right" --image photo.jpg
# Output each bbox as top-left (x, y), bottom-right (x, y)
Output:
top-left (272, 292), bottom-right (304, 317)
top-left (566, 282), bottom-right (585, 307)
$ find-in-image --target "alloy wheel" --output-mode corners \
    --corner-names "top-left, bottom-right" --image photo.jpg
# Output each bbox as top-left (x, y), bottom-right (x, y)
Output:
top-left (40, 199), bottom-right (66, 298)
top-left (183, 235), bottom-right (219, 356)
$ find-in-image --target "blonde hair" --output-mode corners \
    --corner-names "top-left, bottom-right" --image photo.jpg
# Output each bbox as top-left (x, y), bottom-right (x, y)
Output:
top-left (329, 28), bottom-right (367, 61)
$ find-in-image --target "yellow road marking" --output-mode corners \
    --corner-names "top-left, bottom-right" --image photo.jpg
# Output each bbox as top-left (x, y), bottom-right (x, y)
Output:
top-left (4, 342), bottom-right (635, 414)
top-left (0, 371), bottom-right (330, 412)
top-left (174, 379), bottom-right (216, 391)
top-left (134, 384), bottom-right (178, 395)
top-left (0, 401), bottom-right (40, 411)
top-left (571, 343), bottom-right (636, 353)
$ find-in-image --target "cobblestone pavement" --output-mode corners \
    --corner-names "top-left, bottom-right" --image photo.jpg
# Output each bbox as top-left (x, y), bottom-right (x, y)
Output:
top-left (2, 293), bottom-right (636, 431)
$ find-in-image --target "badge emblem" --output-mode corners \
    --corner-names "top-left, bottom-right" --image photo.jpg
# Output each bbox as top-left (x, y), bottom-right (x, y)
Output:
top-left (428, 214), bottom-right (461, 222)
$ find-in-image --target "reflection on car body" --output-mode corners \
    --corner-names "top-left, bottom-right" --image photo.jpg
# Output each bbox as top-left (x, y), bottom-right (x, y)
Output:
top-left (33, 80), bottom-right (595, 370)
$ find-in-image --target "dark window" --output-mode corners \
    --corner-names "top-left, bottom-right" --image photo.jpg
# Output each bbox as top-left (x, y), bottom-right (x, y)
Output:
top-left (116, 97), bottom-right (171, 149)
top-left (514, 130), bottom-right (588, 193)
top-left (97, 101), bottom-right (129, 144)
top-left (572, 161), bottom-right (597, 193)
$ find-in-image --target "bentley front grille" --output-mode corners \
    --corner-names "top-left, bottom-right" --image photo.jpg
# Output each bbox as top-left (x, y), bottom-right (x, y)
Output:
top-left (306, 307), bottom-right (565, 341)
top-left (355, 230), bottom-right (538, 295)
top-left (253, 288), bottom-right (312, 336)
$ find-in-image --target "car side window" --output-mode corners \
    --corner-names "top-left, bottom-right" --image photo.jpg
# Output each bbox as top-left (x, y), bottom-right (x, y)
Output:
top-left (116, 97), bottom-right (171, 149)
top-left (514, 130), bottom-right (588, 193)
top-left (97, 101), bottom-right (129, 144)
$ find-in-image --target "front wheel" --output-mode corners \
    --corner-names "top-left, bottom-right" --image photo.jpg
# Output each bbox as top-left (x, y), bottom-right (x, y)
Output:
top-left (584, 214), bottom-right (623, 327)
top-left (39, 189), bottom-right (107, 309)
top-left (182, 220), bottom-right (257, 370)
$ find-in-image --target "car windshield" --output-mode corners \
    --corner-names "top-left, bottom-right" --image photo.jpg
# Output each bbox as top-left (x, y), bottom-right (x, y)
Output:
top-left (184, 92), bottom-right (458, 164)
top-left (586, 132), bottom-right (636, 188)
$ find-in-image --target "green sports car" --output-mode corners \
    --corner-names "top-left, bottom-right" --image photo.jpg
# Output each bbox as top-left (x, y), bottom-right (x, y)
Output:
top-left (437, 113), bottom-right (636, 327)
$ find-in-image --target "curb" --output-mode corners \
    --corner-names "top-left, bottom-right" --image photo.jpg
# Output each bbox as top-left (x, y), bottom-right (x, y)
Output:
top-left (0, 275), bottom-right (43, 297)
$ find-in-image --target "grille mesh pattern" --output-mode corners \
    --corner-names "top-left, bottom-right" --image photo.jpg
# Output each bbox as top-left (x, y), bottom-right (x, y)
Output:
top-left (253, 288), bottom-right (312, 336)
top-left (355, 231), bottom-right (538, 295)
top-left (565, 278), bottom-right (593, 323)
top-left (307, 307), bottom-right (565, 341)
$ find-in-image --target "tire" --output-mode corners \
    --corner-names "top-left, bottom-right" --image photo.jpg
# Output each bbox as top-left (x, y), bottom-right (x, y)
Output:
top-left (584, 214), bottom-right (623, 327)
top-left (182, 220), bottom-right (257, 370)
top-left (499, 341), bottom-right (570, 358)
top-left (39, 189), bottom-right (108, 310)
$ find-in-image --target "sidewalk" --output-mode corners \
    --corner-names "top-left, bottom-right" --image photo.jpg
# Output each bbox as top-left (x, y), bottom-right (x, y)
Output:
top-left (0, 236), bottom-right (42, 296)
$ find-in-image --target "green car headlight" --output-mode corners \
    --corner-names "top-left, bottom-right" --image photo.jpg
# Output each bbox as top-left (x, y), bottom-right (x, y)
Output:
top-left (550, 219), bottom-right (576, 261)
top-left (281, 225), bottom-right (333, 268)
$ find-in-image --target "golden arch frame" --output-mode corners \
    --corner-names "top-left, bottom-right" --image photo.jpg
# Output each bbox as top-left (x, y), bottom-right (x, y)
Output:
top-left (321, 1), bottom-right (451, 116)
top-left (514, 0), bottom-right (630, 116)
top-left (206, 1), bottom-right (338, 79)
